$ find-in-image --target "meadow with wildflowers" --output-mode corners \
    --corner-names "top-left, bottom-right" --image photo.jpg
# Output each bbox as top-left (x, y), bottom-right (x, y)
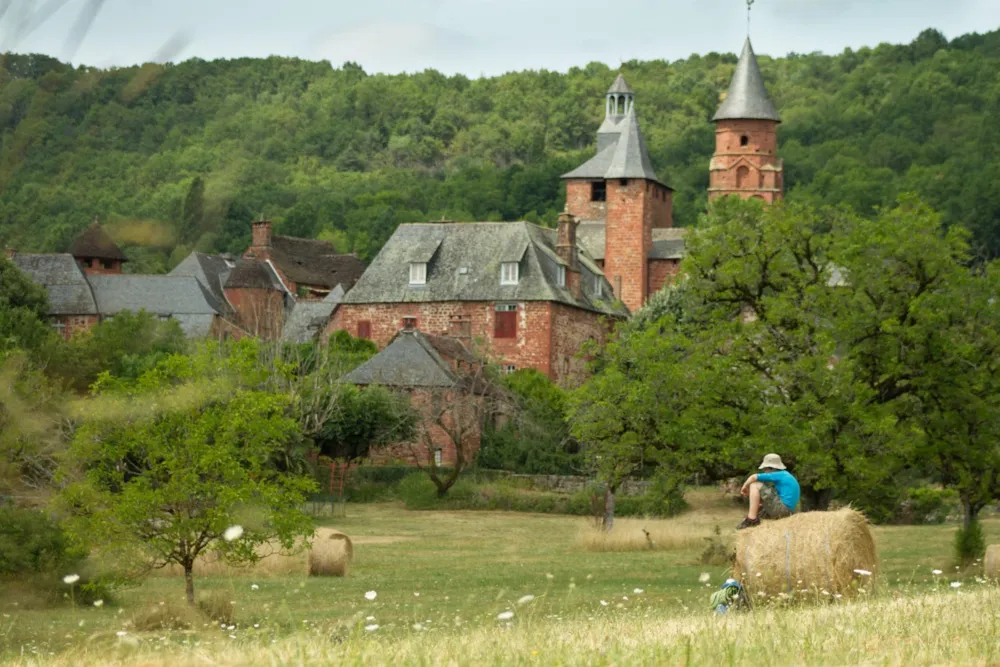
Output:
top-left (2, 489), bottom-right (999, 665)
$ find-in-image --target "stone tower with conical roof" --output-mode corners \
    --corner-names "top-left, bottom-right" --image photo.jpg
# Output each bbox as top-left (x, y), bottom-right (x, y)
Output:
top-left (561, 75), bottom-right (674, 313)
top-left (709, 39), bottom-right (783, 203)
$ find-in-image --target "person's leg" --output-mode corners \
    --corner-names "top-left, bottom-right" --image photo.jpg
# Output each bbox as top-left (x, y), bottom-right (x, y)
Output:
top-left (747, 481), bottom-right (764, 520)
top-left (759, 483), bottom-right (792, 520)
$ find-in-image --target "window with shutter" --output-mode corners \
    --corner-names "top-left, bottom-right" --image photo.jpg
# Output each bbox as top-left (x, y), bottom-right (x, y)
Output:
top-left (494, 304), bottom-right (517, 339)
top-left (357, 321), bottom-right (372, 339)
top-left (500, 262), bottom-right (519, 285)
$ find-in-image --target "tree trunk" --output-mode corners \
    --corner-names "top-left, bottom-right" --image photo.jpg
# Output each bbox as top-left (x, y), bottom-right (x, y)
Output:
top-left (603, 486), bottom-right (616, 532)
top-left (184, 562), bottom-right (195, 606)
top-left (800, 486), bottom-right (833, 511)
top-left (963, 501), bottom-right (979, 530)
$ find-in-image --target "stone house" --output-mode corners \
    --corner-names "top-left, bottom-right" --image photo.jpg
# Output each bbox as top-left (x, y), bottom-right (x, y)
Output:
top-left (341, 328), bottom-right (501, 466)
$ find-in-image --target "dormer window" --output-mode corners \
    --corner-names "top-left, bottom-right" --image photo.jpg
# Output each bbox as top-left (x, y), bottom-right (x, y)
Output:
top-left (500, 262), bottom-right (519, 286)
top-left (409, 262), bottom-right (427, 285)
top-left (556, 265), bottom-right (566, 288)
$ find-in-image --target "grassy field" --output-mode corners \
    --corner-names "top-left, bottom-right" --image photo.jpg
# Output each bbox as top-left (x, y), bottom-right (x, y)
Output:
top-left (2, 489), bottom-right (999, 666)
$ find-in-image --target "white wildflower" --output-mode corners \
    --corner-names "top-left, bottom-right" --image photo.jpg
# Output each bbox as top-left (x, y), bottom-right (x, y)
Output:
top-left (251, 584), bottom-right (259, 591)
top-left (516, 595), bottom-right (535, 606)
top-left (366, 616), bottom-right (375, 621)
top-left (364, 591), bottom-right (377, 601)
top-left (622, 596), bottom-right (628, 601)
top-left (496, 611), bottom-right (514, 621)
top-left (600, 600), bottom-right (608, 607)
top-left (63, 574), bottom-right (80, 585)
top-left (412, 623), bottom-right (424, 631)
top-left (755, 572), bottom-right (762, 577)
top-left (932, 569), bottom-right (943, 575)
top-left (822, 590), bottom-right (830, 596)
top-left (633, 588), bottom-right (644, 594)
top-left (116, 631), bottom-right (128, 637)
top-left (364, 624), bottom-right (379, 632)
top-left (698, 573), bottom-right (711, 583)
top-left (93, 600), bottom-right (104, 608)
top-left (413, 592), bottom-right (420, 597)
top-left (223, 526), bottom-right (244, 542)
top-left (950, 581), bottom-right (962, 589)
top-left (545, 573), bottom-right (554, 580)
top-left (853, 569), bottom-right (872, 577)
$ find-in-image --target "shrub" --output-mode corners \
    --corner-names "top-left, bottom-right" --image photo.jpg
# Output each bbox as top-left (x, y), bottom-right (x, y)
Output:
top-left (904, 488), bottom-right (959, 525)
top-left (132, 602), bottom-right (207, 631)
top-left (637, 475), bottom-right (689, 518)
top-left (198, 591), bottom-right (236, 624)
top-left (0, 507), bottom-right (82, 576)
top-left (396, 473), bottom-right (441, 509)
top-left (955, 519), bottom-right (986, 565)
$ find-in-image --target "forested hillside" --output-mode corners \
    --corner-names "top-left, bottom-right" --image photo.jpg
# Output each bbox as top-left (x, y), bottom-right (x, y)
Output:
top-left (1, 27), bottom-right (999, 272)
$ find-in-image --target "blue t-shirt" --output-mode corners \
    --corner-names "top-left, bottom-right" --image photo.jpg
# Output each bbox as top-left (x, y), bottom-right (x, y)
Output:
top-left (757, 470), bottom-right (800, 511)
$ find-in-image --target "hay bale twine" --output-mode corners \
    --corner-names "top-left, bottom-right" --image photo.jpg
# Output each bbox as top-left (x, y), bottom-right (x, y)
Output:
top-left (734, 507), bottom-right (878, 597)
top-left (985, 545), bottom-right (1000, 579)
top-left (307, 528), bottom-right (354, 577)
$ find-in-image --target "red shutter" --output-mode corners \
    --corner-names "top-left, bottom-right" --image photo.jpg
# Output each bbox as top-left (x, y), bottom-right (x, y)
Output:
top-left (494, 311), bottom-right (517, 339)
top-left (357, 321), bottom-right (372, 339)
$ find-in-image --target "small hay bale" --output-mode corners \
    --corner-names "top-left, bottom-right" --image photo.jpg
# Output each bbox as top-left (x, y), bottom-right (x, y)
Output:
top-left (985, 545), bottom-right (1000, 579)
top-left (734, 507), bottom-right (878, 597)
top-left (308, 528), bottom-right (353, 577)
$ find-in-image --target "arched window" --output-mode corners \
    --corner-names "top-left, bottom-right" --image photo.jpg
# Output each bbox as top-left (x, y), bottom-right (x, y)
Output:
top-left (736, 166), bottom-right (751, 189)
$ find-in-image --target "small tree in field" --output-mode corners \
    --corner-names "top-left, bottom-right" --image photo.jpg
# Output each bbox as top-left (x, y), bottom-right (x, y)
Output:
top-left (58, 341), bottom-right (317, 604)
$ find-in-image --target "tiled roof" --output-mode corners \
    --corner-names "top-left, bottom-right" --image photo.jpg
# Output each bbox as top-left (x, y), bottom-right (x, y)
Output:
top-left (713, 38), bottom-right (781, 122)
top-left (224, 259), bottom-right (286, 290)
top-left (10, 253), bottom-right (98, 315)
top-left (607, 73), bottom-right (633, 95)
top-left (262, 235), bottom-right (367, 291)
top-left (281, 286), bottom-right (345, 344)
top-left (88, 274), bottom-right (218, 319)
top-left (68, 223), bottom-right (127, 261)
top-left (563, 108), bottom-right (665, 186)
top-left (342, 221), bottom-right (627, 317)
top-left (342, 330), bottom-right (468, 388)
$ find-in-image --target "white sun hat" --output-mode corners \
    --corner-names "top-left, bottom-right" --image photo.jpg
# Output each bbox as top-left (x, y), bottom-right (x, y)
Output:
top-left (758, 453), bottom-right (786, 470)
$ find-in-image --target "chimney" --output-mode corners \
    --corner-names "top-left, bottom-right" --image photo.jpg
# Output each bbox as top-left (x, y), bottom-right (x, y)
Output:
top-left (251, 217), bottom-right (273, 250)
top-left (556, 209), bottom-right (578, 269)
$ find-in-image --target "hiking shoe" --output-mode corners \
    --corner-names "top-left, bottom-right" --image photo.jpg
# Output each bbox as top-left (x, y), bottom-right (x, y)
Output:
top-left (736, 517), bottom-right (760, 530)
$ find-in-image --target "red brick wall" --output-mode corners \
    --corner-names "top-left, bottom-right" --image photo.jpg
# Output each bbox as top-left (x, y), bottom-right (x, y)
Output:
top-left (648, 259), bottom-right (682, 295)
top-left (604, 178), bottom-right (651, 313)
top-left (548, 302), bottom-right (613, 387)
top-left (330, 301), bottom-right (555, 378)
top-left (224, 287), bottom-right (285, 339)
top-left (52, 315), bottom-right (99, 340)
top-left (709, 119), bottom-right (783, 203)
top-left (651, 186), bottom-right (674, 229)
top-left (565, 180), bottom-right (608, 222)
top-left (369, 388), bottom-right (483, 467)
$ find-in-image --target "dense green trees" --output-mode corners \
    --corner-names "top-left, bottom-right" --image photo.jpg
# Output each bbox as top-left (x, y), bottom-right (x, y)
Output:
top-left (3, 28), bottom-right (1000, 271)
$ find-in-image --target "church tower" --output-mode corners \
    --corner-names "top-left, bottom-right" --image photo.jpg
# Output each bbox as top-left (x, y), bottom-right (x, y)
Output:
top-left (709, 39), bottom-right (783, 203)
top-left (562, 75), bottom-right (673, 313)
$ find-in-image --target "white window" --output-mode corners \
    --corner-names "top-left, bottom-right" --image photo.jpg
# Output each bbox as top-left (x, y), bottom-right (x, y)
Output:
top-left (409, 262), bottom-right (427, 285)
top-left (501, 262), bottom-right (519, 285)
top-left (556, 265), bottom-right (566, 288)
top-left (434, 449), bottom-right (443, 467)
top-left (503, 364), bottom-right (517, 375)
top-left (595, 277), bottom-right (603, 297)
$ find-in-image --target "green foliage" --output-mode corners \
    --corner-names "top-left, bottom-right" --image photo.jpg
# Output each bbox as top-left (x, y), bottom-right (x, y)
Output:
top-left (5, 30), bottom-right (1000, 271)
top-left (56, 340), bottom-right (317, 602)
top-left (903, 488), bottom-right (959, 525)
top-left (0, 507), bottom-right (81, 576)
top-left (0, 258), bottom-right (56, 356)
top-left (954, 519), bottom-right (986, 565)
top-left (315, 384), bottom-right (417, 461)
top-left (477, 369), bottom-right (580, 475)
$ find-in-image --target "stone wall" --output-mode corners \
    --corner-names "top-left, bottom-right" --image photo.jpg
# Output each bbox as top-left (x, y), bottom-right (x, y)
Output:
top-left (491, 471), bottom-right (651, 497)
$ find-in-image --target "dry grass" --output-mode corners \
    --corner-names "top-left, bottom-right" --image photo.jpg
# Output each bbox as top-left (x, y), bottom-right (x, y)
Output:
top-left (734, 507), bottom-right (878, 597)
top-left (129, 601), bottom-right (206, 632)
top-left (308, 528), bottom-right (353, 577)
top-left (14, 588), bottom-right (1000, 666)
top-left (197, 590), bottom-right (236, 624)
top-left (577, 516), bottom-right (723, 552)
top-left (986, 544), bottom-right (1000, 579)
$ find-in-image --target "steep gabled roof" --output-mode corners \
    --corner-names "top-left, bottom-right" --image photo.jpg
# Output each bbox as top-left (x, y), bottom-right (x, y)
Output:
top-left (342, 222), bottom-right (627, 317)
top-left (563, 108), bottom-right (667, 187)
top-left (341, 329), bottom-right (464, 388)
top-left (607, 73), bottom-right (633, 95)
top-left (87, 274), bottom-right (221, 337)
top-left (713, 38), bottom-right (781, 122)
top-left (68, 223), bottom-right (127, 261)
top-left (264, 235), bottom-right (367, 291)
top-left (10, 253), bottom-right (98, 315)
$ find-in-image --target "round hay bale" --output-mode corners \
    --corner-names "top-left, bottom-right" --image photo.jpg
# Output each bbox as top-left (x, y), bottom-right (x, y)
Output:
top-left (734, 507), bottom-right (878, 598)
top-left (985, 545), bottom-right (1000, 579)
top-left (307, 528), bottom-right (353, 577)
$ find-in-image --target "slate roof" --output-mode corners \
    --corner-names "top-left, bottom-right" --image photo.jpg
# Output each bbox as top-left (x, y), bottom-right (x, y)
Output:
top-left (576, 224), bottom-right (689, 261)
top-left (607, 73), bottom-right (633, 95)
top-left (563, 108), bottom-right (666, 186)
top-left (169, 252), bottom-right (287, 318)
top-left (713, 38), bottom-right (781, 123)
top-left (342, 330), bottom-right (470, 388)
top-left (281, 286), bottom-right (345, 344)
top-left (87, 275), bottom-right (220, 336)
top-left (10, 253), bottom-right (98, 315)
top-left (225, 259), bottom-right (286, 290)
top-left (68, 223), bottom-right (127, 261)
top-left (260, 235), bottom-right (367, 291)
top-left (342, 222), bottom-right (627, 317)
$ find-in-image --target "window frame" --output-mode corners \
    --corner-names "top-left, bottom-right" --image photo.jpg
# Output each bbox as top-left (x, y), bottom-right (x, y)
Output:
top-left (591, 181), bottom-right (607, 202)
top-left (494, 303), bottom-right (518, 339)
top-left (401, 316), bottom-right (418, 330)
top-left (500, 262), bottom-right (520, 286)
top-left (556, 265), bottom-right (567, 288)
top-left (409, 262), bottom-right (427, 286)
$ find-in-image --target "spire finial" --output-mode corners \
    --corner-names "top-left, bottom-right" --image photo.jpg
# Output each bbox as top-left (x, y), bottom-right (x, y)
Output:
top-left (747, 0), bottom-right (754, 37)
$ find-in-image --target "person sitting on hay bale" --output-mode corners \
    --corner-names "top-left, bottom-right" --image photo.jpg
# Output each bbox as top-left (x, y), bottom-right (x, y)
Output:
top-left (737, 453), bottom-right (800, 530)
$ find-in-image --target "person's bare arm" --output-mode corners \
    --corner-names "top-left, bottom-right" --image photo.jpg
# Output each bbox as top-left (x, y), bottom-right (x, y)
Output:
top-left (740, 474), bottom-right (758, 496)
